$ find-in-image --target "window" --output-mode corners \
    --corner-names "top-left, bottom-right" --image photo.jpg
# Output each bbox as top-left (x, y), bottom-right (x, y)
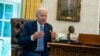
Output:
top-left (0, 0), bottom-right (22, 56)
top-left (0, 2), bottom-right (18, 38)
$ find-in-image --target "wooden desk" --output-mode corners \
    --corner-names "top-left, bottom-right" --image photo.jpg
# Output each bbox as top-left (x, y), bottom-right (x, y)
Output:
top-left (47, 42), bottom-right (100, 56)
top-left (79, 34), bottom-right (100, 46)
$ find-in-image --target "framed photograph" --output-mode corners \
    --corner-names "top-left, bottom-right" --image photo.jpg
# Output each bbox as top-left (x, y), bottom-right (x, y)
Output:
top-left (57, 0), bottom-right (81, 22)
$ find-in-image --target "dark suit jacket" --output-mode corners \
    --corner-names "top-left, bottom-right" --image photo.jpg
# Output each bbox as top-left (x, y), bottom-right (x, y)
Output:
top-left (18, 20), bottom-right (52, 56)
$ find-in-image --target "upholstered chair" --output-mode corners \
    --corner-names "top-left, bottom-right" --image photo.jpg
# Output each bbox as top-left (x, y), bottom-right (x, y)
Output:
top-left (11, 18), bottom-right (31, 56)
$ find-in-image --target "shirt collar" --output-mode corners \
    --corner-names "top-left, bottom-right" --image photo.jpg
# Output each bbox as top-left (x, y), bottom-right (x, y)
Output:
top-left (37, 21), bottom-right (44, 27)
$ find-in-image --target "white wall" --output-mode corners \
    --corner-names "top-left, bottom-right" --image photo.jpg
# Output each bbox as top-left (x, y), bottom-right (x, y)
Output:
top-left (98, 0), bottom-right (100, 34)
top-left (41, 0), bottom-right (99, 34)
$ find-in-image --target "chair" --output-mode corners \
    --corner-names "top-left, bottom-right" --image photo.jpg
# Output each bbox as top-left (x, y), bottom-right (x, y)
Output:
top-left (11, 18), bottom-right (31, 56)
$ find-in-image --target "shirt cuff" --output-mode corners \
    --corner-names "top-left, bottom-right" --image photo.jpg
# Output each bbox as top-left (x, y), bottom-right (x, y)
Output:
top-left (31, 35), bottom-right (35, 41)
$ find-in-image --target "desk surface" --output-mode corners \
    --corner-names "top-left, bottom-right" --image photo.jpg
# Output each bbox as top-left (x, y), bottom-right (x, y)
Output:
top-left (48, 42), bottom-right (100, 56)
top-left (47, 42), bottom-right (100, 49)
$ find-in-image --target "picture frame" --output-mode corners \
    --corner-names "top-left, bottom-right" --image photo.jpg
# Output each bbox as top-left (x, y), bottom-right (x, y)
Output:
top-left (57, 0), bottom-right (81, 22)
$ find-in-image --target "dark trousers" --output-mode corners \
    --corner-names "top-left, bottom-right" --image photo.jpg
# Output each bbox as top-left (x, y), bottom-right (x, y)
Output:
top-left (22, 51), bottom-right (49, 56)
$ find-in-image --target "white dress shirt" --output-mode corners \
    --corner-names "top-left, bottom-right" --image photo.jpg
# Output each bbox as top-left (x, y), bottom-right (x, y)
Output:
top-left (31, 21), bottom-right (44, 41)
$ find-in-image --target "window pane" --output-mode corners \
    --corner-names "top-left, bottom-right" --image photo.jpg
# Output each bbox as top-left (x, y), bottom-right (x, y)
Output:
top-left (4, 4), bottom-right (13, 20)
top-left (0, 21), bottom-right (2, 36)
top-left (1, 39), bottom-right (11, 56)
top-left (0, 3), bottom-right (4, 19)
top-left (3, 22), bottom-right (11, 37)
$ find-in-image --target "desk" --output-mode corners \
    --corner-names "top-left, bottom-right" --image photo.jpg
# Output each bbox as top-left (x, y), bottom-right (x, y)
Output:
top-left (47, 42), bottom-right (100, 56)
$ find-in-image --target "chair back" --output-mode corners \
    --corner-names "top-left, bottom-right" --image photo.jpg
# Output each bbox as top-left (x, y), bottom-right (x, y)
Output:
top-left (11, 18), bottom-right (31, 44)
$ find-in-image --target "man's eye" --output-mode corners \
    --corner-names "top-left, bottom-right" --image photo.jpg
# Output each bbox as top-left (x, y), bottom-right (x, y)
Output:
top-left (41, 15), bottom-right (47, 17)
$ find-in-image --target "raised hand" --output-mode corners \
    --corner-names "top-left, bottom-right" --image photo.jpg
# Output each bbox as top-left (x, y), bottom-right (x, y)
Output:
top-left (32, 31), bottom-right (44, 40)
top-left (50, 30), bottom-right (57, 40)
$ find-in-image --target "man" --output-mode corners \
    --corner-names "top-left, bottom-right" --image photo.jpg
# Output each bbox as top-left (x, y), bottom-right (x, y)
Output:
top-left (18, 7), bottom-right (56, 56)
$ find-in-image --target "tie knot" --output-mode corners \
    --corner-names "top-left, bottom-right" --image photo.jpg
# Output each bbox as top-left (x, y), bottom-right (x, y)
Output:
top-left (40, 25), bottom-right (43, 28)
top-left (40, 25), bottom-right (44, 32)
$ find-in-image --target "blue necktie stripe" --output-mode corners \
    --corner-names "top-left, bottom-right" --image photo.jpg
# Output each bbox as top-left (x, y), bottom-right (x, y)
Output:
top-left (38, 25), bottom-right (44, 51)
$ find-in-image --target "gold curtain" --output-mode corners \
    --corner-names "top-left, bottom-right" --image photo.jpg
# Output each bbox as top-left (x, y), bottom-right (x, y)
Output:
top-left (22, 0), bottom-right (42, 20)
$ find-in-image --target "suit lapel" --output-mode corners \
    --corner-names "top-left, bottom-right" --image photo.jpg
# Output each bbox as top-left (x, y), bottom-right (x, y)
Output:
top-left (31, 20), bottom-right (37, 33)
top-left (44, 24), bottom-right (46, 43)
top-left (44, 23), bottom-right (47, 34)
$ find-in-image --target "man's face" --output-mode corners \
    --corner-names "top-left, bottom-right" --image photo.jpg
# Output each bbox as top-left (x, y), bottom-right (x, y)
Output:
top-left (36, 10), bottom-right (48, 25)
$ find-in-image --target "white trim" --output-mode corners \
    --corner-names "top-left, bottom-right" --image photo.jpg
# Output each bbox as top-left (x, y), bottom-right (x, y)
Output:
top-left (0, 0), bottom-right (21, 4)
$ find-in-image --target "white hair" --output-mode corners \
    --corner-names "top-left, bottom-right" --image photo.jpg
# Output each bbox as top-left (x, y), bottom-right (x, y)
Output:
top-left (36, 7), bottom-right (48, 15)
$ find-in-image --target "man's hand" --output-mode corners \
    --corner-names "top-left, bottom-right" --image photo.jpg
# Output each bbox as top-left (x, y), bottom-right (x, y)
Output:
top-left (50, 30), bottom-right (57, 40)
top-left (32, 31), bottom-right (44, 40)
